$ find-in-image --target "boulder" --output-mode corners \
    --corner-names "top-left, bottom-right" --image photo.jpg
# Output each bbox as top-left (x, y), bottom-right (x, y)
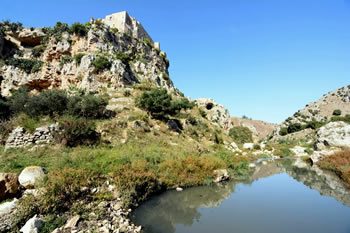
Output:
top-left (0, 173), bottom-right (20, 200)
top-left (213, 169), bottom-right (230, 183)
top-left (290, 146), bottom-right (308, 157)
top-left (0, 198), bottom-right (18, 215)
top-left (243, 143), bottom-right (254, 150)
top-left (315, 122), bottom-right (350, 150)
top-left (18, 166), bottom-right (46, 189)
top-left (20, 215), bottom-right (42, 233)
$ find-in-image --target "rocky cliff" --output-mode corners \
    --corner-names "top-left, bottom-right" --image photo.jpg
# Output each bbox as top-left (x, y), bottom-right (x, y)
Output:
top-left (0, 18), bottom-right (173, 97)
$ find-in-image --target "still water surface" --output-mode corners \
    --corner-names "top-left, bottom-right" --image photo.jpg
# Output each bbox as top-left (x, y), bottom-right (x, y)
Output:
top-left (132, 163), bottom-right (350, 233)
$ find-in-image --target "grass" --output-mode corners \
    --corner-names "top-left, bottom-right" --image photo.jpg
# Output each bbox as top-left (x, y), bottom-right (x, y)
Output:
top-left (0, 134), bottom-right (250, 208)
top-left (318, 150), bottom-right (350, 187)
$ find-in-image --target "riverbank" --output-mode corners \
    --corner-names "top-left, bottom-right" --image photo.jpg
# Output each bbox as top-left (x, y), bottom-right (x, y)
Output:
top-left (0, 137), bottom-right (252, 232)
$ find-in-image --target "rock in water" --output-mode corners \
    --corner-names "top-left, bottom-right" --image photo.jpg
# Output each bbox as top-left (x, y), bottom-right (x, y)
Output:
top-left (18, 166), bottom-right (46, 189)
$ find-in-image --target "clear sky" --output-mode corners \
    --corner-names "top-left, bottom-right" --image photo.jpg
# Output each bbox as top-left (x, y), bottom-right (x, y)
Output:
top-left (1, 0), bottom-right (349, 123)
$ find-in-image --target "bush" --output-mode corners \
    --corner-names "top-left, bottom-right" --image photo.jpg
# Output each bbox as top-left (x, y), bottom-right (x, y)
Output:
top-left (59, 55), bottom-right (73, 68)
top-left (287, 123), bottom-right (303, 134)
top-left (32, 45), bottom-right (46, 58)
top-left (5, 58), bottom-right (43, 73)
top-left (229, 126), bottom-right (253, 144)
top-left (279, 127), bottom-right (288, 136)
top-left (25, 90), bottom-right (68, 117)
top-left (333, 109), bottom-right (342, 116)
top-left (0, 98), bottom-right (11, 120)
top-left (56, 118), bottom-right (100, 147)
top-left (73, 53), bottom-right (85, 65)
top-left (69, 23), bottom-right (88, 37)
top-left (331, 114), bottom-right (350, 124)
top-left (7, 87), bottom-right (30, 114)
top-left (67, 94), bottom-right (109, 119)
top-left (92, 55), bottom-right (111, 73)
top-left (137, 88), bottom-right (193, 119)
top-left (7, 88), bottom-right (112, 119)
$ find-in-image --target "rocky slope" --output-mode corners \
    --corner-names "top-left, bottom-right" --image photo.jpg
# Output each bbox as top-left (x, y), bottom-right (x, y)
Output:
top-left (0, 19), bottom-right (173, 97)
top-left (272, 85), bottom-right (350, 140)
top-left (231, 117), bottom-right (276, 142)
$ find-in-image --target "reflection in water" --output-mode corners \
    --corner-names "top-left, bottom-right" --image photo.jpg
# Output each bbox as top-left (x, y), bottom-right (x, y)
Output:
top-left (132, 161), bottom-right (350, 233)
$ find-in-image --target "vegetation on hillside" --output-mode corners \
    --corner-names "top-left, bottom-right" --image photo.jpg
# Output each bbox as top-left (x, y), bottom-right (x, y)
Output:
top-left (229, 126), bottom-right (253, 144)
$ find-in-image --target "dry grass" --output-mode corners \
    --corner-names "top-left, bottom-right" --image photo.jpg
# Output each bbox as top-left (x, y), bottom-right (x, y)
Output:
top-left (318, 150), bottom-right (350, 187)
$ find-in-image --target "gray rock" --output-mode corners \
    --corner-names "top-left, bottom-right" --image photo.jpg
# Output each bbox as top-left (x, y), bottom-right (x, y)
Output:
top-left (213, 169), bottom-right (230, 183)
top-left (315, 121), bottom-right (350, 150)
top-left (18, 166), bottom-right (46, 189)
top-left (20, 215), bottom-right (42, 233)
top-left (0, 198), bottom-right (18, 215)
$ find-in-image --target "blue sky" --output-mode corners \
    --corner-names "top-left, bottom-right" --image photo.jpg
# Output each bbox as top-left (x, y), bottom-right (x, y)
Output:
top-left (1, 0), bottom-right (349, 123)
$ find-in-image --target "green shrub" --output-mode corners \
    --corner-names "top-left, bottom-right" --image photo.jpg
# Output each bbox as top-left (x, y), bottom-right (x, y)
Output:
top-left (25, 90), bottom-right (68, 117)
top-left (115, 52), bottom-right (131, 64)
top-left (69, 23), bottom-right (88, 37)
top-left (5, 58), bottom-right (43, 73)
top-left (331, 114), bottom-right (350, 124)
top-left (0, 21), bottom-right (23, 33)
top-left (137, 88), bottom-right (193, 119)
top-left (305, 120), bottom-right (325, 130)
top-left (0, 98), bottom-right (11, 120)
top-left (32, 45), bottom-right (46, 58)
top-left (67, 94), bottom-right (109, 119)
top-left (92, 55), bottom-right (111, 73)
top-left (333, 109), bottom-right (342, 116)
top-left (59, 55), bottom-right (73, 67)
top-left (287, 123), bottom-right (303, 134)
top-left (73, 53), bottom-right (85, 65)
top-left (56, 118), bottom-right (100, 147)
top-left (7, 87), bottom-right (30, 114)
top-left (279, 127), bottom-right (288, 136)
top-left (52, 22), bottom-right (69, 35)
top-left (229, 126), bottom-right (253, 144)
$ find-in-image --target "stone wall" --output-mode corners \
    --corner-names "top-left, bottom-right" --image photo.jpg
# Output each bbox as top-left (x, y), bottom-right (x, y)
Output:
top-left (5, 124), bottom-right (60, 149)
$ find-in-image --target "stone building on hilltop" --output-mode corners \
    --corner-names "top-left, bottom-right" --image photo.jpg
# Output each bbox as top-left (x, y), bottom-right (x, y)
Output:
top-left (102, 11), bottom-right (160, 50)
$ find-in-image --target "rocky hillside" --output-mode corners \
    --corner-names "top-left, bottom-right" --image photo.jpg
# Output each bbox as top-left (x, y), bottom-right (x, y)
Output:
top-left (231, 117), bottom-right (276, 142)
top-left (272, 85), bottom-right (350, 140)
top-left (0, 19), bottom-right (173, 97)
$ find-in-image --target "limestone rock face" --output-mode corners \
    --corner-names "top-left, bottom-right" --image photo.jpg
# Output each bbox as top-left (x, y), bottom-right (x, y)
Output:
top-left (315, 121), bottom-right (350, 150)
top-left (0, 173), bottom-right (19, 200)
top-left (18, 166), bottom-right (46, 189)
top-left (16, 29), bottom-right (46, 47)
top-left (195, 98), bottom-right (233, 130)
top-left (0, 13), bottom-right (173, 97)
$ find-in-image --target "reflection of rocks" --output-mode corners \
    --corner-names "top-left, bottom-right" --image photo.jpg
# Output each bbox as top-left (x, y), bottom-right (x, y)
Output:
top-left (251, 162), bottom-right (285, 181)
top-left (132, 183), bottom-right (235, 233)
top-left (133, 160), bottom-right (350, 233)
top-left (285, 163), bottom-right (350, 207)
